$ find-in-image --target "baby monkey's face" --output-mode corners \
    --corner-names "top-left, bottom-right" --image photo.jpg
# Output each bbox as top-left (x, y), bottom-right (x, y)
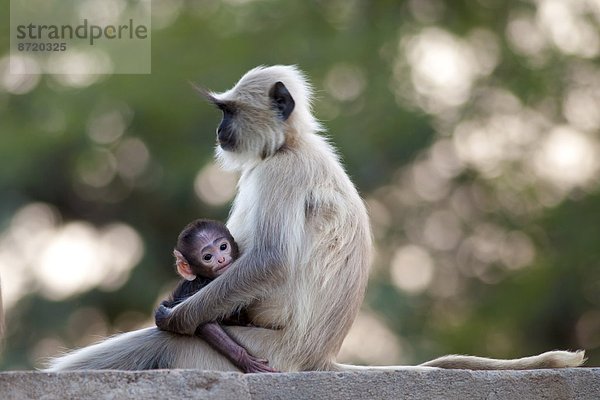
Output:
top-left (199, 236), bottom-right (234, 277)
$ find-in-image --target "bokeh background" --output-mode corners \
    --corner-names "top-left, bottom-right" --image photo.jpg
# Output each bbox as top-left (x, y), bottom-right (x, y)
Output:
top-left (1, 0), bottom-right (599, 370)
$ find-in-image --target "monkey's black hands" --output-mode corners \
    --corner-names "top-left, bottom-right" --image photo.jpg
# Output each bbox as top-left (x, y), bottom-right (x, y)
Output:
top-left (154, 304), bottom-right (173, 331)
top-left (155, 301), bottom-right (206, 335)
top-left (155, 304), bottom-right (195, 335)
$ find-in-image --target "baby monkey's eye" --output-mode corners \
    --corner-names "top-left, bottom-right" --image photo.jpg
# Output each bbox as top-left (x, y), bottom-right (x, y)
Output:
top-left (220, 243), bottom-right (228, 251)
top-left (203, 254), bottom-right (213, 261)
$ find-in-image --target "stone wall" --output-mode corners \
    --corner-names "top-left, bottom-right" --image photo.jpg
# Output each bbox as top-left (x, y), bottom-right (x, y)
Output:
top-left (1, 368), bottom-right (598, 399)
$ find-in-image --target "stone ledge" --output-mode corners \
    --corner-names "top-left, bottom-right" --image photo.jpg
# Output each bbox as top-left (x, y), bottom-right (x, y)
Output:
top-left (0, 368), bottom-right (598, 400)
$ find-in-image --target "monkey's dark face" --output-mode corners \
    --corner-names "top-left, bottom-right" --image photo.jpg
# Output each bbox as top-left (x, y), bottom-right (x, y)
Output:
top-left (204, 79), bottom-right (296, 167)
top-left (215, 102), bottom-right (237, 151)
top-left (175, 220), bottom-right (240, 281)
top-left (195, 236), bottom-right (235, 278)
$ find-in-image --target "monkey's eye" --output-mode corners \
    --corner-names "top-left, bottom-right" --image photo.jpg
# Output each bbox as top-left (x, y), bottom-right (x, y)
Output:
top-left (203, 254), bottom-right (213, 262)
top-left (220, 243), bottom-right (228, 251)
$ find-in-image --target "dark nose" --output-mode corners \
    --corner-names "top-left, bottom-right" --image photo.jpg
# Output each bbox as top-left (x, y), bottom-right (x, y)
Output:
top-left (217, 125), bottom-right (236, 150)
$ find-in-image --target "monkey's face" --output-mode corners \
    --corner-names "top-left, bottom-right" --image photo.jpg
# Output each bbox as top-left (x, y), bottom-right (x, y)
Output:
top-left (200, 67), bottom-right (299, 169)
top-left (196, 237), bottom-right (234, 278)
top-left (213, 84), bottom-right (294, 157)
top-left (215, 102), bottom-right (237, 151)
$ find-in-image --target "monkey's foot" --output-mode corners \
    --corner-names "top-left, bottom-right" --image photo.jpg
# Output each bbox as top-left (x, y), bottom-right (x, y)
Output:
top-left (241, 355), bottom-right (278, 374)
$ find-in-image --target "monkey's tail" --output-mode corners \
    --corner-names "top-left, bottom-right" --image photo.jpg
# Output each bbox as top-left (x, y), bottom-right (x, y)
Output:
top-left (44, 327), bottom-right (172, 371)
top-left (419, 350), bottom-right (586, 370)
top-left (333, 350), bottom-right (585, 371)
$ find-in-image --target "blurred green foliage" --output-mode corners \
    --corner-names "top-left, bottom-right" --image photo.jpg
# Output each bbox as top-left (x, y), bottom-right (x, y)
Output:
top-left (1, 0), bottom-right (599, 369)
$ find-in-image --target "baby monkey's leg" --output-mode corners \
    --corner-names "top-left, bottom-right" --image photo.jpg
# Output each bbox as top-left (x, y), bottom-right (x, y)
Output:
top-left (195, 322), bottom-right (277, 373)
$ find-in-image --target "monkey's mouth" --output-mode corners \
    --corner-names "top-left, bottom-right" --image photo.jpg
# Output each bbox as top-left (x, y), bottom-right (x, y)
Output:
top-left (215, 261), bottom-right (232, 274)
top-left (218, 140), bottom-right (236, 151)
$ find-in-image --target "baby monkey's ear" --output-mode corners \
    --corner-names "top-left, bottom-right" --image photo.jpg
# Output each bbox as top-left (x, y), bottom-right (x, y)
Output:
top-left (173, 249), bottom-right (196, 281)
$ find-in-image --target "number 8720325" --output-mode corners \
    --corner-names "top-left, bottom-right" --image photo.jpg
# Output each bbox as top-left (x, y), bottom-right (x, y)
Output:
top-left (17, 42), bottom-right (67, 52)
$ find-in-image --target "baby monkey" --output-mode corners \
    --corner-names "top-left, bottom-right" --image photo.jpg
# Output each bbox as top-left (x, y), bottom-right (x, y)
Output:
top-left (158, 219), bottom-right (275, 373)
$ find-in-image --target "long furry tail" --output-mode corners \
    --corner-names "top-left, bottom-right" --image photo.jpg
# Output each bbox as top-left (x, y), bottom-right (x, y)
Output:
top-left (333, 350), bottom-right (585, 371)
top-left (420, 350), bottom-right (586, 370)
top-left (45, 327), bottom-right (172, 371)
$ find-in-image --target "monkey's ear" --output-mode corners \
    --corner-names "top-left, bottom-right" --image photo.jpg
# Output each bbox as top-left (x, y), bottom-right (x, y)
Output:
top-left (173, 249), bottom-right (196, 281)
top-left (269, 81), bottom-right (295, 121)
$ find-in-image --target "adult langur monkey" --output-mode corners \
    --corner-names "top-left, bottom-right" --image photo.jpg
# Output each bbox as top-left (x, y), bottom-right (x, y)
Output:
top-left (46, 65), bottom-right (585, 371)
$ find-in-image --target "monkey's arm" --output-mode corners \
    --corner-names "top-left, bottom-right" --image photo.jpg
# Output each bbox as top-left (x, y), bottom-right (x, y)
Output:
top-left (155, 247), bottom-right (286, 335)
top-left (196, 322), bottom-right (276, 373)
